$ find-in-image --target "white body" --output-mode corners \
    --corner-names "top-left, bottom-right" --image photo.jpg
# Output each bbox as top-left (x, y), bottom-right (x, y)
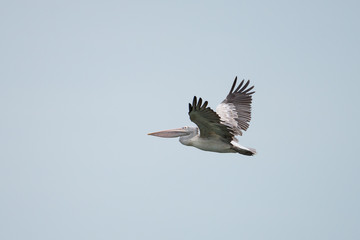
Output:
top-left (178, 129), bottom-right (255, 154)
top-left (180, 134), bottom-right (235, 153)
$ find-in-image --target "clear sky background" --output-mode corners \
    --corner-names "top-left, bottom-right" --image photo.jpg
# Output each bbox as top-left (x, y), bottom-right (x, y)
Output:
top-left (1, 0), bottom-right (359, 239)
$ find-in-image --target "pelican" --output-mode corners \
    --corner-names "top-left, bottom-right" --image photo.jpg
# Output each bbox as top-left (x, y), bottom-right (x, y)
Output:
top-left (148, 77), bottom-right (256, 156)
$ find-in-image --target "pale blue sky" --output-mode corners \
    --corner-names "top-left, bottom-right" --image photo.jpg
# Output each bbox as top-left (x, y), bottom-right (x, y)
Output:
top-left (1, 0), bottom-right (360, 239)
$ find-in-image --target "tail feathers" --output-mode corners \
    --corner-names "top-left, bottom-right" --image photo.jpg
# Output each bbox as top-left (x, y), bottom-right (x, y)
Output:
top-left (233, 147), bottom-right (257, 156)
top-left (246, 147), bottom-right (257, 156)
top-left (231, 142), bottom-right (257, 156)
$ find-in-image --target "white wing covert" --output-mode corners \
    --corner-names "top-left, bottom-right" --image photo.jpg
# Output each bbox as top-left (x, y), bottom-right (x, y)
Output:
top-left (216, 77), bottom-right (255, 136)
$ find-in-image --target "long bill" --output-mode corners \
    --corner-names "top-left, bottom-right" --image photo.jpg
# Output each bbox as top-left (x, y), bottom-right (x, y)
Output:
top-left (148, 128), bottom-right (190, 138)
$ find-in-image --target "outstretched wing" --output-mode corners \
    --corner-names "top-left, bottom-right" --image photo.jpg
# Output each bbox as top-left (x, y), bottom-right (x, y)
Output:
top-left (189, 96), bottom-right (234, 142)
top-left (216, 77), bottom-right (255, 136)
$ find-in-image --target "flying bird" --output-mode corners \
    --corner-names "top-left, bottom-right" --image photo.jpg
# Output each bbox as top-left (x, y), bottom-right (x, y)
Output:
top-left (148, 77), bottom-right (256, 156)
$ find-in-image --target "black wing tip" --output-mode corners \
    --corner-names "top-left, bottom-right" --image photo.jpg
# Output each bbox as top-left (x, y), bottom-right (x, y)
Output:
top-left (229, 76), bottom-right (238, 94)
top-left (189, 96), bottom-right (209, 113)
top-left (229, 77), bottom-right (254, 95)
